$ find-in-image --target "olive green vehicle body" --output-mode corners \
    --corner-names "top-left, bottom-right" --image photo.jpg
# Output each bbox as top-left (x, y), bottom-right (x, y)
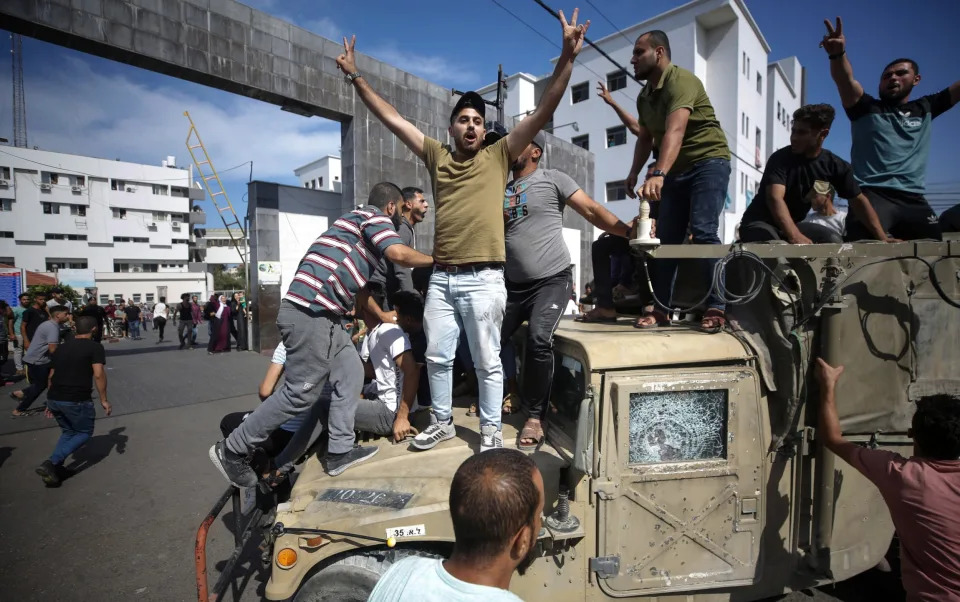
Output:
top-left (264, 241), bottom-right (960, 601)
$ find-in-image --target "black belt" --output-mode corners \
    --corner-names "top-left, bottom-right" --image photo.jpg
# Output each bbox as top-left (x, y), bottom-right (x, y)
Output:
top-left (434, 262), bottom-right (504, 274)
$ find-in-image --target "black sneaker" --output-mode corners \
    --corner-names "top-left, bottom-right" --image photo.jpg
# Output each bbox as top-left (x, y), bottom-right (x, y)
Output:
top-left (36, 460), bottom-right (62, 487)
top-left (325, 446), bottom-right (379, 476)
top-left (209, 440), bottom-right (257, 487)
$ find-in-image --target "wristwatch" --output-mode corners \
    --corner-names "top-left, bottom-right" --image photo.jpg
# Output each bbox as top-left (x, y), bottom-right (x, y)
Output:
top-left (648, 169), bottom-right (666, 179)
top-left (346, 71), bottom-right (362, 83)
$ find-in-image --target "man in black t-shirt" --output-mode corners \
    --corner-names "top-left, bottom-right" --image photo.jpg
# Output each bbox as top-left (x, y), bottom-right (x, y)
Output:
top-left (35, 315), bottom-right (111, 487)
top-left (739, 104), bottom-right (891, 244)
top-left (176, 293), bottom-right (195, 350)
top-left (21, 292), bottom-right (50, 351)
top-left (123, 303), bottom-right (142, 340)
top-left (77, 297), bottom-right (107, 343)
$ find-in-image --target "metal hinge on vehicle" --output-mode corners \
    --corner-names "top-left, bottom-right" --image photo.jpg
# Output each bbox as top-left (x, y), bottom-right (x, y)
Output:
top-left (589, 555), bottom-right (620, 579)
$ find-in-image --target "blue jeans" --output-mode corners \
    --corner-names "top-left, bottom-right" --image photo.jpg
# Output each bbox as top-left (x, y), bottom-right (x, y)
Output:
top-left (653, 157), bottom-right (731, 311)
top-left (192, 325), bottom-right (198, 344)
top-left (47, 400), bottom-right (96, 465)
top-left (424, 266), bottom-right (507, 428)
top-left (128, 320), bottom-right (141, 338)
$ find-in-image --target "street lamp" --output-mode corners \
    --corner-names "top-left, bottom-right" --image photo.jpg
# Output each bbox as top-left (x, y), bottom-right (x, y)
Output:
top-left (545, 122), bottom-right (579, 133)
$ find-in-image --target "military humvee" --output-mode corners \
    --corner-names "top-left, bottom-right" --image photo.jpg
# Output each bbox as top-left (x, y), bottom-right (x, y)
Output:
top-left (197, 241), bottom-right (960, 602)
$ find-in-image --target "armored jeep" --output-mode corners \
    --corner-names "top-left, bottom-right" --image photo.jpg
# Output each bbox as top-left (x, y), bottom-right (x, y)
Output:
top-left (199, 240), bottom-right (960, 602)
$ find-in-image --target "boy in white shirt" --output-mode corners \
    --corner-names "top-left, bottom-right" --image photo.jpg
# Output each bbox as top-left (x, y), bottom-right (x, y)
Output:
top-left (357, 290), bottom-right (423, 443)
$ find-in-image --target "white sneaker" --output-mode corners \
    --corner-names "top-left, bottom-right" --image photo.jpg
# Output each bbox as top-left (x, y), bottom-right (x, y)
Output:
top-left (411, 416), bottom-right (456, 451)
top-left (480, 424), bottom-right (503, 453)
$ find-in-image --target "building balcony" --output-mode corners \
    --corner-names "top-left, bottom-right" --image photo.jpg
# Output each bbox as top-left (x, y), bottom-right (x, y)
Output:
top-left (189, 238), bottom-right (207, 249)
top-left (189, 209), bottom-right (207, 225)
top-left (188, 186), bottom-right (206, 201)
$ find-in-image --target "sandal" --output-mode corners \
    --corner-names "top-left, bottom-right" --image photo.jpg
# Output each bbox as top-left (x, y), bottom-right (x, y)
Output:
top-left (699, 308), bottom-right (726, 333)
top-left (502, 392), bottom-right (518, 415)
top-left (518, 418), bottom-right (544, 452)
top-left (634, 309), bottom-right (670, 329)
top-left (575, 308), bottom-right (618, 324)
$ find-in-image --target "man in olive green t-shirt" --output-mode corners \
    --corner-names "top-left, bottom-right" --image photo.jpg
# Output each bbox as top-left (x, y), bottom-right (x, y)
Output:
top-left (334, 9), bottom-right (591, 452)
top-left (625, 30), bottom-right (732, 332)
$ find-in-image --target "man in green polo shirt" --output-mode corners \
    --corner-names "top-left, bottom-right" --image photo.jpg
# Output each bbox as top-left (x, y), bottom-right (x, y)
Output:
top-left (625, 30), bottom-right (731, 332)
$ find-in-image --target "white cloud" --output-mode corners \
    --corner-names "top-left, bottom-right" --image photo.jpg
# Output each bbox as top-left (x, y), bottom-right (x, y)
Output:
top-left (24, 56), bottom-right (341, 192)
top-left (304, 17), bottom-right (341, 41)
top-left (366, 44), bottom-right (482, 88)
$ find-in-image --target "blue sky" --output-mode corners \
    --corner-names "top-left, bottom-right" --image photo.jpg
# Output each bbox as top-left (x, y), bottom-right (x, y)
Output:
top-left (1, 0), bottom-right (958, 221)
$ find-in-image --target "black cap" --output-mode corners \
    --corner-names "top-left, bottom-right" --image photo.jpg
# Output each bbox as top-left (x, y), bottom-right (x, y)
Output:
top-left (483, 121), bottom-right (508, 146)
top-left (450, 91), bottom-right (486, 124)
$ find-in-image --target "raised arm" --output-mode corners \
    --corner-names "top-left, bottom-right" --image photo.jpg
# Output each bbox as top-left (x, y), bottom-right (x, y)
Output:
top-left (815, 359), bottom-right (859, 464)
top-left (566, 190), bottom-right (633, 238)
top-left (505, 8), bottom-right (590, 160)
top-left (949, 80), bottom-right (960, 107)
top-left (597, 81), bottom-right (641, 136)
top-left (336, 36), bottom-right (426, 160)
top-left (766, 184), bottom-right (812, 245)
top-left (821, 17), bottom-right (864, 109)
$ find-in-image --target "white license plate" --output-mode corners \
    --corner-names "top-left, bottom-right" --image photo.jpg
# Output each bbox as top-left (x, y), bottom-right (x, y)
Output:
top-left (386, 524), bottom-right (426, 539)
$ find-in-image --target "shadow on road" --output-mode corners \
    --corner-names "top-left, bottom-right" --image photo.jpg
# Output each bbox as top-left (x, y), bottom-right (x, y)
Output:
top-left (63, 427), bottom-right (129, 476)
top-left (0, 446), bottom-right (13, 469)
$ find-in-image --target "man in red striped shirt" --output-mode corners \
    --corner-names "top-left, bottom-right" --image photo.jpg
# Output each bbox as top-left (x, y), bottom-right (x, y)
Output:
top-left (210, 183), bottom-right (434, 486)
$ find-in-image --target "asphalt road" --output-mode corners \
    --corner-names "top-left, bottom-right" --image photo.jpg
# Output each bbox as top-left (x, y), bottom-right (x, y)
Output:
top-left (0, 333), bottom-right (904, 602)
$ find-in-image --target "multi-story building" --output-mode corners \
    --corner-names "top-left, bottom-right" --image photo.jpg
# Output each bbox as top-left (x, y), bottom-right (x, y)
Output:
top-left (480, 0), bottom-right (804, 242)
top-left (294, 155), bottom-right (342, 193)
top-left (0, 146), bottom-right (210, 300)
top-left (202, 227), bottom-right (250, 266)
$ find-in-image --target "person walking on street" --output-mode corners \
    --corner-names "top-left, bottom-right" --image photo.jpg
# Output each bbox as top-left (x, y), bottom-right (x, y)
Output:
top-left (369, 449), bottom-right (543, 601)
top-left (11, 306), bottom-right (69, 416)
top-left (35, 315), bottom-right (111, 487)
top-left (334, 8), bottom-right (591, 453)
top-left (0, 300), bottom-right (11, 379)
top-left (123, 302), bottom-right (142, 340)
top-left (191, 295), bottom-right (203, 346)
top-left (208, 183), bottom-right (434, 487)
top-left (207, 295), bottom-right (232, 354)
top-left (20, 292), bottom-right (50, 360)
top-left (76, 297), bottom-right (107, 344)
top-left (10, 293), bottom-right (30, 375)
top-left (176, 294), bottom-right (194, 350)
top-left (152, 297), bottom-right (168, 343)
top-left (626, 30), bottom-right (732, 332)
top-left (820, 17), bottom-right (959, 240)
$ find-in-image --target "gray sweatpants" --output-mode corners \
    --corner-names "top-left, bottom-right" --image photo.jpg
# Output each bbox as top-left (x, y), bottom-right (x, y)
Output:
top-left (226, 300), bottom-right (363, 456)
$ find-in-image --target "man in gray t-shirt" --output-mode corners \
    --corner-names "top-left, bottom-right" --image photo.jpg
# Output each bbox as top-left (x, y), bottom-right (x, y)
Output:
top-left (496, 131), bottom-right (634, 449)
top-left (12, 306), bottom-right (69, 415)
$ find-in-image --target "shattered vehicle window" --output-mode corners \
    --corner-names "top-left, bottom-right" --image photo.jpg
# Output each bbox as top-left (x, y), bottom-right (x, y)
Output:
top-left (628, 390), bottom-right (728, 464)
top-left (552, 352), bottom-right (585, 421)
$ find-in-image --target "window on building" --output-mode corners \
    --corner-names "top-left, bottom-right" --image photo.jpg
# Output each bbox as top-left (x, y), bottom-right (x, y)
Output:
top-left (42, 202), bottom-right (60, 214)
top-left (68, 234), bottom-right (87, 241)
top-left (571, 82), bottom-right (589, 104)
top-left (606, 126), bottom-right (627, 148)
top-left (114, 237), bottom-right (130, 242)
top-left (172, 239), bottom-right (189, 244)
top-left (171, 186), bottom-right (188, 198)
top-left (742, 52), bottom-right (747, 75)
top-left (76, 175), bottom-right (85, 187)
top-left (0, 166), bottom-right (11, 179)
top-left (134, 237), bottom-right (149, 243)
top-left (49, 173), bottom-right (59, 185)
top-left (45, 233), bottom-right (66, 240)
top-left (112, 208), bottom-right (127, 219)
top-left (133, 294), bottom-right (142, 303)
top-left (756, 127), bottom-right (762, 151)
top-left (571, 134), bottom-right (589, 150)
top-left (146, 293), bottom-right (155, 303)
top-left (777, 101), bottom-right (781, 119)
top-left (746, 115), bottom-right (750, 137)
top-left (0, 199), bottom-right (12, 211)
top-left (319, 177), bottom-right (324, 188)
top-left (0, 231), bottom-right (13, 238)
top-left (153, 212), bottom-right (167, 221)
top-left (114, 294), bottom-right (123, 302)
top-left (114, 263), bottom-right (129, 272)
top-left (70, 204), bottom-right (87, 217)
top-left (67, 261), bottom-right (87, 269)
top-left (740, 112), bottom-right (745, 137)
top-left (46, 261), bottom-right (59, 271)
top-left (747, 56), bottom-right (751, 76)
top-left (152, 184), bottom-right (168, 195)
top-left (606, 180), bottom-right (628, 202)
top-left (607, 70), bottom-right (627, 92)
top-left (99, 294), bottom-right (109, 305)
top-left (144, 264), bottom-right (159, 272)
top-left (757, 72), bottom-right (762, 94)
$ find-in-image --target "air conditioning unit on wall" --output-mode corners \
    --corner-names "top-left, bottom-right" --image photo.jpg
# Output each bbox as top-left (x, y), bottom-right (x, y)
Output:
top-left (40, 183), bottom-right (52, 191)
top-left (171, 221), bottom-right (181, 228)
top-left (71, 185), bottom-right (83, 193)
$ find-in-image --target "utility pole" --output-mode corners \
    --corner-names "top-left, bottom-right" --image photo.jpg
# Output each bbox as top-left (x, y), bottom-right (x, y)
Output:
top-left (452, 64), bottom-right (507, 126)
top-left (11, 33), bottom-right (28, 148)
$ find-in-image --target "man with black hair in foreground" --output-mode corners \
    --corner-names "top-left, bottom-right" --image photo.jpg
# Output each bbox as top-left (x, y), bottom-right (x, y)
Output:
top-left (369, 448), bottom-right (542, 601)
top-left (815, 359), bottom-right (960, 600)
top-left (36, 315), bottom-right (110, 487)
top-left (209, 182), bottom-right (434, 486)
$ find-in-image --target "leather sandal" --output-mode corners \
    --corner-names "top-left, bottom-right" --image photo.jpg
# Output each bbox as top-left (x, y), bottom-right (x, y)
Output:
top-left (699, 308), bottom-right (727, 333)
top-left (518, 418), bottom-right (544, 452)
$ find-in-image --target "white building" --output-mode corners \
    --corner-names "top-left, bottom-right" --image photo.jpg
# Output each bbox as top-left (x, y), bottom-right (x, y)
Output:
top-left (0, 146), bottom-right (211, 299)
top-left (202, 227), bottom-right (250, 266)
top-left (294, 155), bottom-right (342, 193)
top-left (481, 0), bottom-right (803, 243)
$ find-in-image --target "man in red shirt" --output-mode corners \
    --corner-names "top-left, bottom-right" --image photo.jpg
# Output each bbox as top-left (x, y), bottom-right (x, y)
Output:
top-left (816, 359), bottom-right (960, 601)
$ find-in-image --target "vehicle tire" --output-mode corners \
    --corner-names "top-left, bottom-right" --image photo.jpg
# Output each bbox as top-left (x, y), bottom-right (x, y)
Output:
top-left (292, 548), bottom-right (440, 602)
